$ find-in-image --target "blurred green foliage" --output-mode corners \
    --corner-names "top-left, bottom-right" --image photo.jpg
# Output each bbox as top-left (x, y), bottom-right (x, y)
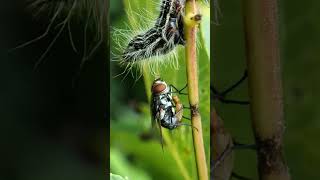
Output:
top-left (110, 0), bottom-right (210, 179)
top-left (110, 173), bottom-right (128, 180)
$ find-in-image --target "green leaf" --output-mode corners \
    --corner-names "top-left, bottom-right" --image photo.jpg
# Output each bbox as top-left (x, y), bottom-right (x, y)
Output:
top-left (110, 173), bottom-right (129, 180)
top-left (110, 148), bottom-right (151, 180)
top-left (200, 3), bottom-right (211, 59)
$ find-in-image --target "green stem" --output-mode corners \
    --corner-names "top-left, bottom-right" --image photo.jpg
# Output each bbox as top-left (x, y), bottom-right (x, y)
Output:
top-left (242, 0), bottom-right (290, 179)
top-left (142, 65), bottom-right (152, 101)
top-left (184, 0), bottom-right (208, 179)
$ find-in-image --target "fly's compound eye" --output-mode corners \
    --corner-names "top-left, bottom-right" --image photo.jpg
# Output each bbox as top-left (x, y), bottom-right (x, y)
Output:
top-left (152, 83), bottom-right (167, 94)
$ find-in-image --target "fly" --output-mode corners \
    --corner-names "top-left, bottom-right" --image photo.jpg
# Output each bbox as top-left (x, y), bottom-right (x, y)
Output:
top-left (150, 78), bottom-right (195, 148)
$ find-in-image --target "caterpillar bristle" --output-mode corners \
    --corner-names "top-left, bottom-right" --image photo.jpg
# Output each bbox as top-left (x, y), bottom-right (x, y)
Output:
top-left (111, 0), bottom-right (186, 80)
top-left (13, 0), bottom-right (107, 70)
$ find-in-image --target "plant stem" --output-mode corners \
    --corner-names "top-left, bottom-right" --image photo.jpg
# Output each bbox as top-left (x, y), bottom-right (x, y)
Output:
top-left (242, 0), bottom-right (290, 179)
top-left (142, 65), bottom-right (152, 101)
top-left (184, 0), bottom-right (208, 179)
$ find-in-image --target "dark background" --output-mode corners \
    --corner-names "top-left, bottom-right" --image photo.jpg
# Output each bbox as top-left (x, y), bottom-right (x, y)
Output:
top-left (212, 0), bottom-right (320, 179)
top-left (0, 1), bottom-right (108, 179)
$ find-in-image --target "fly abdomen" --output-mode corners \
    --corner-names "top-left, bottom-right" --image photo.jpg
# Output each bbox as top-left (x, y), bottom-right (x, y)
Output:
top-left (159, 103), bottom-right (179, 130)
top-left (161, 115), bottom-right (178, 130)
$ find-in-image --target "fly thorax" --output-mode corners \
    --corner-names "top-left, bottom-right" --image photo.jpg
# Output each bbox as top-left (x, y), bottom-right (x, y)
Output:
top-left (159, 94), bottom-right (172, 107)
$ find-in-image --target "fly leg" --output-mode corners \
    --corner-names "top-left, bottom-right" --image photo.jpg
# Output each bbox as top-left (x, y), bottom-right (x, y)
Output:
top-left (172, 95), bottom-right (198, 131)
top-left (182, 116), bottom-right (191, 120)
top-left (211, 70), bottom-right (249, 105)
top-left (177, 123), bottom-right (198, 131)
top-left (171, 96), bottom-right (192, 121)
top-left (170, 83), bottom-right (188, 95)
top-left (171, 104), bottom-right (191, 121)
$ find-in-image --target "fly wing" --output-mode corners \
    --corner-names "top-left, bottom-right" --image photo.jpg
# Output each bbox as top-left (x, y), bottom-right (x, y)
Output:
top-left (150, 94), bottom-right (158, 128)
top-left (150, 94), bottom-right (164, 151)
top-left (158, 117), bottom-right (164, 151)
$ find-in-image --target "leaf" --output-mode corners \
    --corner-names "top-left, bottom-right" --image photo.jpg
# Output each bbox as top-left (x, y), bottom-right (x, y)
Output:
top-left (110, 148), bottom-right (151, 180)
top-left (199, 3), bottom-right (211, 59)
top-left (110, 173), bottom-right (129, 180)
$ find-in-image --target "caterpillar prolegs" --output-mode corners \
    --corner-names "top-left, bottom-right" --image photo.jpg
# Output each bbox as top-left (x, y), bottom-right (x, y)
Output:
top-left (122, 0), bottom-right (186, 63)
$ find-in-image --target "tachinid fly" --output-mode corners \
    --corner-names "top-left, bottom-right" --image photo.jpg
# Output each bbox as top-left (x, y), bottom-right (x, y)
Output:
top-left (151, 78), bottom-right (199, 147)
top-left (151, 78), bottom-right (184, 131)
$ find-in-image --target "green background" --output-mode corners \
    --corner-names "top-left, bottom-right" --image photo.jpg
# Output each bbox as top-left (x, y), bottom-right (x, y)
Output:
top-left (212, 0), bottom-right (320, 179)
top-left (110, 0), bottom-right (210, 179)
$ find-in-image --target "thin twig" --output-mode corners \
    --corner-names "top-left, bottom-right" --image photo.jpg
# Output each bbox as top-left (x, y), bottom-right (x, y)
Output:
top-left (184, 0), bottom-right (208, 179)
top-left (242, 0), bottom-right (290, 179)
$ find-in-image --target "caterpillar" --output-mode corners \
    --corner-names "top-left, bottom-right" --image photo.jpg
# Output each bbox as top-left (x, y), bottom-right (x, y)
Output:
top-left (121, 0), bottom-right (185, 63)
top-left (112, 0), bottom-right (211, 79)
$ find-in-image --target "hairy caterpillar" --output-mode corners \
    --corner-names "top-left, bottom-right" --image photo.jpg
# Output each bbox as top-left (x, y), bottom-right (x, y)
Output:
top-left (112, 0), bottom-right (211, 79)
top-left (121, 0), bottom-right (185, 63)
top-left (111, 0), bottom-right (187, 80)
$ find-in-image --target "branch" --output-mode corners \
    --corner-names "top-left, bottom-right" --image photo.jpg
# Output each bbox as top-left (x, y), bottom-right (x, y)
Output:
top-left (184, 0), bottom-right (208, 179)
top-left (242, 0), bottom-right (290, 179)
